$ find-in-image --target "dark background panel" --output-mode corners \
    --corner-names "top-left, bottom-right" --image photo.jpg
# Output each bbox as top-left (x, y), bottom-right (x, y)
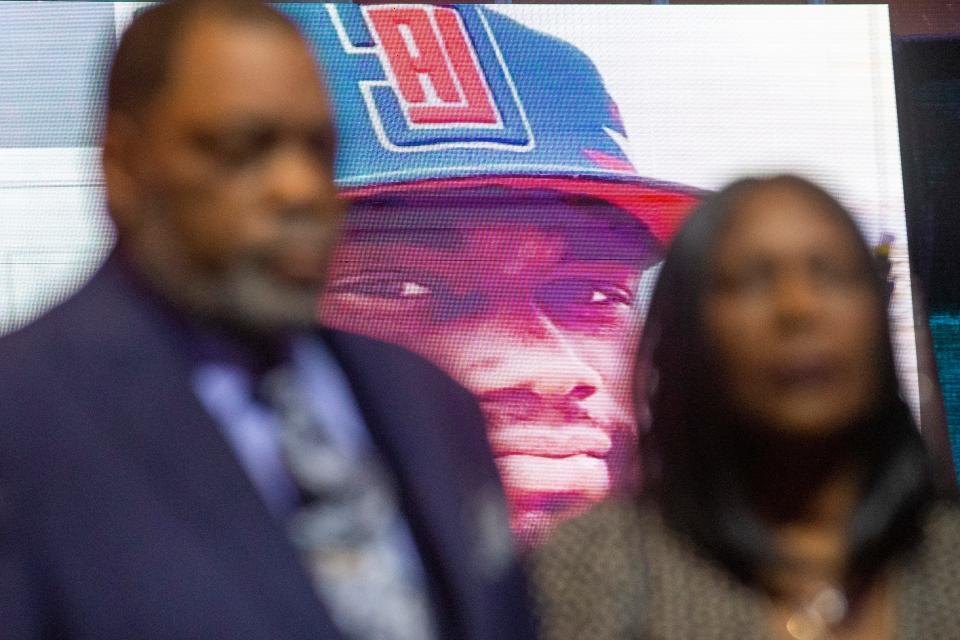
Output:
top-left (895, 37), bottom-right (960, 476)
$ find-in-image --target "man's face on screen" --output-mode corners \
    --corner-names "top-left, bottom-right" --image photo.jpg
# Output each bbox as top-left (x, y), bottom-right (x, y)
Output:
top-left (318, 190), bottom-right (660, 544)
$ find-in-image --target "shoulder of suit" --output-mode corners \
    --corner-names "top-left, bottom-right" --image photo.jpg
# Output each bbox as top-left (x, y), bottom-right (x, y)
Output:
top-left (921, 500), bottom-right (960, 544)
top-left (901, 501), bottom-right (960, 580)
top-left (533, 499), bottom-right (769, 640)
top-left (900, 500), bottom-right (960, 587)
top-left (0, 261), bottom-right (148, 462)
top-left (533, 498), bottom-right (648, 595)
top-left (531, 499), bottom-right (647, 640)
top-left (537, 499), bottom-right (646, 558)
top-left (533, 498), bottom-right (700, 595)
top-left (0, 256), bottom-right (134, 363)
top-left (894, 501), bottom-right (960, 635)
top-left (0, 287), bottom-right (91, 393)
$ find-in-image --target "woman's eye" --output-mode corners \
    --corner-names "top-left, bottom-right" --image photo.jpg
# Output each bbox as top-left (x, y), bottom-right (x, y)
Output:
top-left (712, 262), bottom-right (774, 295)
top-left (810, 257), bottom-right (868, 288)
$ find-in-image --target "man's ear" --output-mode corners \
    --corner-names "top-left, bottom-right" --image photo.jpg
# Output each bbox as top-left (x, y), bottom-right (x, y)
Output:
top-left (101, 111), bottom-right (144, 235)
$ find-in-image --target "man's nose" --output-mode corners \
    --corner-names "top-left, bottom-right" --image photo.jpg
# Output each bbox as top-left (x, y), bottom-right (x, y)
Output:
top-left (266, 143), bottom-right (334, 213)
top-left (468, 305), bottom-right (603, 400)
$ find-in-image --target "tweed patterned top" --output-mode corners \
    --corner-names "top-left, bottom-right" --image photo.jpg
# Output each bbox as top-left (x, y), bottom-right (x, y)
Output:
top-left (533, 500), bottom-right (960, 640)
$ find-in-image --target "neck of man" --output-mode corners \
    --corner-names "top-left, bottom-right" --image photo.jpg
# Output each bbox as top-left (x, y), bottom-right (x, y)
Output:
top-left (114, 242), bottom-right (296, 372)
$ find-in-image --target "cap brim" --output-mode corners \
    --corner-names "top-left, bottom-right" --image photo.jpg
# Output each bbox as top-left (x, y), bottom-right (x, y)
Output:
top-left (342, 175), bottom-right (701, 245)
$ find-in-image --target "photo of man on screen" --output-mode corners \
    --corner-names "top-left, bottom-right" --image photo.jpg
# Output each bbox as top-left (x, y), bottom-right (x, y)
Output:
top-left (0, 1), bottom-right (916, 551)
top-left (287, 3), bottom-right (699, 544)
top-left (321, 189), bottom-right (666, 544)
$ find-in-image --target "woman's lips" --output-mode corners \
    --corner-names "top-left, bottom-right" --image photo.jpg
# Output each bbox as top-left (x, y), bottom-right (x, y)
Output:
top-left (768, 358), bottom-right (841, 390)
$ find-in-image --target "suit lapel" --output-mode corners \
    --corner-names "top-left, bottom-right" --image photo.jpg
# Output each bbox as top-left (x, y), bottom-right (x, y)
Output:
top-left (78, 260), bottom-right (342, 639)
top-left (320, 329), bottom-right (487, 640)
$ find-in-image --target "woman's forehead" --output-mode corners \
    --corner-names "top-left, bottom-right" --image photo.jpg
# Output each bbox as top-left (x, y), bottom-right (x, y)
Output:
top-left (716, 183), bottom-right (866, 257)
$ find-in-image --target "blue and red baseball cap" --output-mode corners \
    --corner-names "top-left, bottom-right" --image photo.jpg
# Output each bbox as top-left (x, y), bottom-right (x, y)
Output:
top-left (281, 4), bottom-right (700, 244)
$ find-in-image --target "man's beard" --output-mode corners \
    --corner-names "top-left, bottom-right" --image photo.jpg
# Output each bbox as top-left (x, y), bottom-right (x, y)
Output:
top-left (193, 258), bottom-right (326, 332)
top-left (484, 410), bottom-right (638, 547)
top-left (131, 213), bottom-right (338, 334)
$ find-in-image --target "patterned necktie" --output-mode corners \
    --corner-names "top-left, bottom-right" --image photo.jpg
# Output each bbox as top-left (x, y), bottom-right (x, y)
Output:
top-left (259, 366), bottom-right (438, 640)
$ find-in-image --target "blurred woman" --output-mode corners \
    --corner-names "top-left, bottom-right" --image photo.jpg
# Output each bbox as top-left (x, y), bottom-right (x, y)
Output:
top-left (533, 175), bottom-right (960, 640)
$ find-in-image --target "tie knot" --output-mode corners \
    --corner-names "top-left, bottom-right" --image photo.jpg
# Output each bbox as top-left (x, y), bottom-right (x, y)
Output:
top-left (259, 364), bottom-right (367, 496)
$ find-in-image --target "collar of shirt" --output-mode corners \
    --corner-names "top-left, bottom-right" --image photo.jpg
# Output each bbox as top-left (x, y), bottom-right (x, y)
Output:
top-left (191, 332), bottom-right (374, 516)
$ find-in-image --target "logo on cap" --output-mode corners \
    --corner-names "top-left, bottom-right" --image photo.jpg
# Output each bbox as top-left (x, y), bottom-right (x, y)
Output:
top-left (328, 4), bottom-right (534, 153)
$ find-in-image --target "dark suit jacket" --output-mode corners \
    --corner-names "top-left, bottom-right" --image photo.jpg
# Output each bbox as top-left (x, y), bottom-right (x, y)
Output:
top-left (0, 255), bottom-right (535, 640)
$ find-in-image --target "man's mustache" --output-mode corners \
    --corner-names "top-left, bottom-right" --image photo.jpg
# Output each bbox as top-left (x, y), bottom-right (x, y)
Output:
top-left (480, 392), bottom-right (634, 429)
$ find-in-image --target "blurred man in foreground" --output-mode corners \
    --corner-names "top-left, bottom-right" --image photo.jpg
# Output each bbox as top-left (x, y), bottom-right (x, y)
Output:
top-left (0, 2), bottom-right (533, 638)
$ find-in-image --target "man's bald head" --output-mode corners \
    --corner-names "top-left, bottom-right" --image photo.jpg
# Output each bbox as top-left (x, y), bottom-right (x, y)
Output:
top-left (108, 0), bottom-right (301, 119)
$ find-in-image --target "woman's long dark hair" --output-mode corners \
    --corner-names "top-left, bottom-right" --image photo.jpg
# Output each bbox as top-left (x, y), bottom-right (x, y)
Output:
top-left (636, 175), bottom-right (936, 590)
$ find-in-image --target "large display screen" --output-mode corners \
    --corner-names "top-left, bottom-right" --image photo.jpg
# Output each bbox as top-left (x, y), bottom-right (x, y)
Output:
top-left (0, 3), bottom-right (915, 545)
